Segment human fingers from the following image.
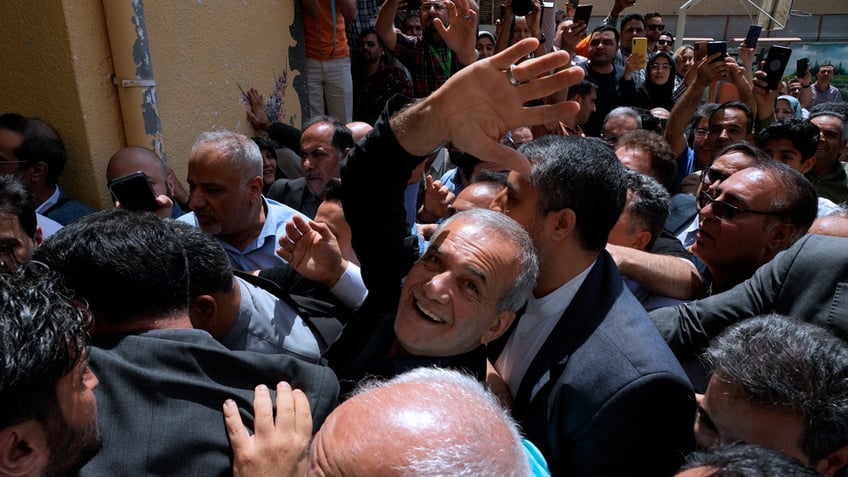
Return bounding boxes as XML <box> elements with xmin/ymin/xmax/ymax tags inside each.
<box><xmin>513</xmin><ymin>60</ymin><xmax>584</xmax><ymax>105</ymax></box>
<box><xmin>274</xmin><ymin>382</ymin><xmax>296</xmax><ymax>432</ymax></box>
<box><xmin>292</xmin><ymin>389</ymin><xmax>313</xmax><ymax>437</ymax></box>
<box><xmin>425</xmin><ymin>174</ymin><xmax>435</xmax><ymax>190</ymax></box>
<box><xmin>252</xmin><ymin>384</ymin><xmax>275</xmax><ymax>437</ymax></box>
<box><xmin>285</xmin><ymin>215</ymin><xmax>310</xmax><ymax>243</ymax></box>
<box><xmin>223</xmin><ymin>399</ymin><xmax>250</xmax><ymax>452</ymax></box>
<box><xmin>488</xmin><ymin>38</ymin><xmax>547</xmax><ymax>70</ymax></box>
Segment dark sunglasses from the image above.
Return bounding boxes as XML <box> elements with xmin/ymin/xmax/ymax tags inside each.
<box><xmin>657</xmin><ymin>39</ymin><xmax>672</xmax><ymax>45</ymax></box>
<box><xmin>700</xmin><ymin>167</ymin><xmax>730</xmax><ymax>186</ymax></box>
<box><xmin>698</xmin><ymin>190</ymin><xmax>780</xmax><ymax>222</ymax></box>
<box><xmin>647</xmin><ymin>24</ymin><xmax>666</xmax><ymax>30</ymax></box>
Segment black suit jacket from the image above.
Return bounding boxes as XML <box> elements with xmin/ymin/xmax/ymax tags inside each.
<box><xmin>490</xmin><ymin>253</ymin><xmax>695</xmax><ymax>476</ymax></box>
<box><xmin>267</xmin><ymin>177</ymin><xmax>320</xmax><ymax>218</ymax></box>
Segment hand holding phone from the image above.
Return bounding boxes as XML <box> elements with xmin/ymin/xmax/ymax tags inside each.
<box><xmin>631</xmin><ymin>37</ymin><xmax>647</xmax><ymax>69</ymax></box>
<box><xmin>743</xmin><ymin>25</ymin><xmax>762</xmax><ymax>49</ymax></box>
<box><xmin>796</xmin><ymin>57</ymin><xmax>809</xmax><ymax>77</ymax></box>
<box><xmin>707</xmin><ymin>41</ymin><xmax>727</xmax><ymax>63</ymax></box>
<box><xmin>763</xmin><ymin>45</ymin><xmax>792</xmax><ymax>90</ymax></box>
<box><xmin>108</xmin><ymin>171</ymin><xmax>159</xmax><ymax>212</ymax></box>
<box><xmin>573</xmin><ymin>4</ymin><xmax>592</xmax><ymax>25</ymax></box>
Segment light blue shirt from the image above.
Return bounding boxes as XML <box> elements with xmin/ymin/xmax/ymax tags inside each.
<box><xmin>178</xmin><ymin>197</ymin><xmax>304</xmax><ymax>271</ymax></box>
<box><xmin>222</xmin><ymin>277</ymin><xmax>322</xmax><ymax>361</ymax></box>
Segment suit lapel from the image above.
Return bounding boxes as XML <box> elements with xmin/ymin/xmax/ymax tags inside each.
<box><xmin>511</xmin><ymin>253</ymin><xmax>624</xmax><ymax>420</ymax></box>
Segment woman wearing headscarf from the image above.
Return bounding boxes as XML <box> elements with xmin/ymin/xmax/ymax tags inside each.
<box><xmin>774</xmin><ymin>94</ymin><xmax>807</xmax><ymax>121</ymax></box>
<box><xmin>628</xmin><ymin>51</ymin><xmax>677</xmax><ymax>111</ymax></box>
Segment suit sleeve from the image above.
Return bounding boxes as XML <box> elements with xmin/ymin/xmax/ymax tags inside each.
<box><xmin>649</xmin><ymin>235</ymin><xmax>805</xmax><ymax>356</ymax></box>
<box><xmin>341</xmin><ymin>95</ymin><xmax>422</xmax><ymax>304</ymax></box>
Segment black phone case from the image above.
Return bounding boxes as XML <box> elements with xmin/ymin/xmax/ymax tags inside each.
<box><xmin>108</xmin><ymin>172</ymin><xmax>158</xmax><ymax>212</ymax></box>
<box><xmin>764</xmin><ymin>45</ymin><xmax>792</xmax><ymax>90</ymax></box>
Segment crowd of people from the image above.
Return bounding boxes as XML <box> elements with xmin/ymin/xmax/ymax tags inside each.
<box><xmin>2</xmin><ymin>0</ymin><xmax>848</xmax><ymax>476</ymax></box>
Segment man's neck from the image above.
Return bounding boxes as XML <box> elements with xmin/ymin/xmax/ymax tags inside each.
<box><xmin>365</xmin><ymin>59</ymin><xmax>380</xmax><ymax>77</ymax></box>
<box><xmin>533</xmin><ymin>247</ymin><xmax>599</xmax><ymax>298</ymax></box>
<box><xmin>814</xmin><ymin>80</ymin><xmax>830</xmax><ymax>92</ymax></box>
<box><xmin>812</xmin><ymin>156</ymin><xmax>839</xmax><ymax>178</ymax></box>
<box><xmin>31</xmin><ymin>183</ymin><xmax>57</xmax><ymax>208</ymax></box>
<box><xmin>92</xmin><ymin>311</ymin><xmax>193</xmax><ymax>337</ymax></box>
<box><xmin>220</xmin><ymin>202</ymin><xmax>266</xmax><ymax>251</ymax></box>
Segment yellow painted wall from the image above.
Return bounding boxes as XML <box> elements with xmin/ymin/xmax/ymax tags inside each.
<box><xmin>0</xmin><ymin>0</ymin><xmax>301</xmax><ymax>209</ymax></box>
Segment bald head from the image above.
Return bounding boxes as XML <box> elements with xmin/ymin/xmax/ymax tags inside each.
<box><xmin>106</xmin><ymin>146</ymin><xmax>173</xmax><ymax>199</ymax></box>
<box><xmin>309</xmin><ymin>368</ymin><xmax>529</xmax><ymax>476</ymax></box>
<box><xmin>809</xmin><ymin>214</ymin><xmax>848</xmax><ymax>238</ymax></box>
<box><xmin>346</xmin><ymin>121</ymin><xmax>373</xmax><ymax>143</ymax></box>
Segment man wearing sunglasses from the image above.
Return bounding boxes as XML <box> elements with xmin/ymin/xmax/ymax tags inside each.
<box><xmin>693</xmin><ymin>156</ymin><xmax>816</xmax><ymax>296</ymax></box>
<box><xmin>644</xmin><ymin>12</ymin><xmax>664</xmax><ymax>52</ymax></box>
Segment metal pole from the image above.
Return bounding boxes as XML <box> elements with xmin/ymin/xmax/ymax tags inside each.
<box><xmin>102</xmin><ymin>0</ymin><xmax>166</xmax><ymax>161</ymax></box>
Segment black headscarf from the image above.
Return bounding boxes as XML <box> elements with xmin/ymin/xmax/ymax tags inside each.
<box><xmin>638</xmin><ymin>51</ymin><xmax>677</xmax><ymax>111</ymax></box>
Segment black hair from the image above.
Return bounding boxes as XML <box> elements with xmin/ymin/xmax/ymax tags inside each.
<box><xmin>0</xmin><ymin>263</ymin><xmax>90</xmax><ymax>429</ymax></box>
<box><xmin>681</xmin><ymin>443</ymin><xmax>821</xmax><ymax>477</ymax></box>
<box><xmin>34</xmin><ymin>209</ymin><xmax>190</xmax><ymax>325</ymax></box>
<box><xmin>0</xmin><ymin>174</ymin><xmax>37</xmax><ymax>239</ymax></box>
<box><xmin>522</xmin><ymin>136</ymin><xmax>627</xmax><ymax>251</ymax></box>
<box><xmin>756</xmin><ymin>118</ymin><xmax>820</xmax><ymax>161</ymax></box>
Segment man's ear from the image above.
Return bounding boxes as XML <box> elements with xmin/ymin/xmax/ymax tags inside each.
<box><xmin>800</xmin><ymin>156</ymin><xmax>816</xmax><ymax>174</ymax></box>
<box><xmin>34</xmin><ymin>225</ymin><xmax>43</xmax><ymax>248</ymax></box>
<box><xmin>765</xmin><ymin>222</ymin><xmax>796</xmax><ymax>252</ymax></box>
<box><xmin>814</xmin><ymin>445</ymin><xmax>848</xmax><ymax>477</ymax></box>
<box><xmin>481</xmin><ymin>310</ymin><xmax>516</xmax><ymax>345</ymax></box>
<box><xmin>631</xmin><ymin>230</ymin><xmax>653</xmax><ymax>251</ymax></box>
<box><xmin>25</xmin><ymin>162</ymin><xmax>48</xmax><ymax>184</ymax></box>
<box><xmin>548</xmin><ymin>208</ymin><xmax>578</xmax><ymax>243</ymax></box>
<box><xmin>247</xmin><ymin>176</ymin><xmax>264</xmax><ymax>201</ymax></box>
<box><xmin>0</xmin><ymin>422</ymin><xmax>49</xmax><ymax>476</ymax></box>
<box><xmin>189</xmin><ymin>295</ymin><xmax>218</xmax><ymax>334</ymax></box>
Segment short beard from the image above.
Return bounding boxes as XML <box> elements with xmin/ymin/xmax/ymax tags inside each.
<box><xmin>43</xmin><ymin>410</ymin><xmax>102</xmax><ymax>477</ymax></box>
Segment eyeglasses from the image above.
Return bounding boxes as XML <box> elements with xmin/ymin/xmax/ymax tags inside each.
<box><xmin>647</xmin><ymin>24</ymin><xmax>666</xmax><ymax>30</ymax></box>
<box><xmin>657</xmin><ymin>39</ymin><xmax>672</xmax><ymax>45</ymax></box>
<box><xmin>694</xmin><ymin>128</ymin><xmax>710</xmax><ymax>138</ymax></box>
<box><xmin>700</xmin><ymin>167</ymin><xmax>730</xmax><ymax>186</ymax></box>
<box><xmin>650</xmin><ymin>63</ymin><xmax>671</xmax><ymax>70</ymax></box>
<box><xmin>0</xmin><ymin>160</ymin><xmax>27</xmax><ymax>167</ymax></box>
<box><xmin>421</xmin><ymin>1</ymin><xmax>447</xmax><ymax>10</ymax></box>
<box><xmin>698</xmin><ymin>190</ymin><xmax>780</xmax><ymax>222</ymax></box>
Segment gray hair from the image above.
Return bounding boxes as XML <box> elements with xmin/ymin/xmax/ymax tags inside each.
<box><xmin>430</xmin><ymin>208</ymin><xmax>538</xmax><ymax>313</ymax></box>
<box><xmin>603</xmin><ymin>106</ymin><xmax>642</xmax><ymax>130</ymax></box>
<box><xmin>353</xmin><ymin>367</ymin><xmax>531</xmax><ymax>477</ymax></box>
<box><xmin>704</xmin><ymin>315</ymin><xmax>848</xmax><ymax>462</ymax></box>
<box><xmin>192</xmin><ymin>131</ymin><xmax>262</xmax><ymax>184</ymax></box>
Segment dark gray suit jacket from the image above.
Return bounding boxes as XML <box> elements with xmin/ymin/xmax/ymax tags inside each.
<box><xmin>81</xmin><ymin>329</ymin><xmax>339</xmax><ymax>477</ymax></box>
<box><xmin>651</xmin><ymin>234</ymin><xmax>848</xmax><ymax>357</ymax></box>
<box><xmin>267</xmin><ymin>177</ymin><xmax>320</xmax><ymax>218</ymax></box>
<box><xmin>490</xmin><ymin>253</ymin><xmax>696</xmax><ymax>476</ymax></box>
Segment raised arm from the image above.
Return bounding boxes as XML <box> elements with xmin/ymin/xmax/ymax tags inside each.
<box><xmin>339</xmin><ymin>0</ymin><xmax>357</xmax><ymax>22</ymax></box>
<box><xmin>436</xmin><ymin>0</ymin><xmax>479</xmax><ymax>65</ymax></box>
<box><xmin>665</xmin><ymin>54</ymin><xmax>728</xmax><ymax>157</ymax></box>
<box><xmin>376</xmin><ymin>0</ymin><xmax>401</xmax><ymax>51</ymax></box>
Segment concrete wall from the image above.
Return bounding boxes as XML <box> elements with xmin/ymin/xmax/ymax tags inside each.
<box><xmin>0</xmin><ymin>0</ymin><xmax>302</xmax><ymax>209</ymax></box>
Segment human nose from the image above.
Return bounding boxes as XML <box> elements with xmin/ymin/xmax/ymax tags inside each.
<box><xmin>424</xmin><ymin>271</ymin><xmax>452</xmax><ymax>304</ymax></box>
<box><xmin>189</xmin><ymin>189</ymin><xmax>206</xmax><ymax>210</ymax></box>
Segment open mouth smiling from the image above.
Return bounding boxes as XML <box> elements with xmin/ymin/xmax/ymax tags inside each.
<box><xmin>415</xmin><ymin>299</ymin><xmax>447</xmax><ymax>324</ymax></box>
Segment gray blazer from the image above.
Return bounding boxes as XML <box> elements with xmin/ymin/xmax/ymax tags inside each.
<box><xmin>651</xmin><ymin>233</ymin><xmax>848</xmax><ymax>357</ymax></box>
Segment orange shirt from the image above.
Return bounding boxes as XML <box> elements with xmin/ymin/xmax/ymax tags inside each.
<box><xmin>304</xmin><ymin>0</ymin><xmax>350</xmax><ymax>60</ymax></box>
